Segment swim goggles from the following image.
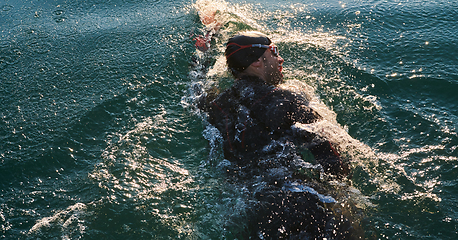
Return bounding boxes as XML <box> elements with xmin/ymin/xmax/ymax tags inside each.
<box><xmin>226</xmin><ymin>43</ymin><xmax>278</xmax><ymax>58</ymax></box>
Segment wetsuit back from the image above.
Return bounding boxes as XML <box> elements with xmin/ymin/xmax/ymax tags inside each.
<box><xmin>203</xmin><ymin>75</ymin><xmax>347</xmax><ymax>176</ymax></box>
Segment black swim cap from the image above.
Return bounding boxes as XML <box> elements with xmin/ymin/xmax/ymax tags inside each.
<box><xmin>225</xmin><ymin>31</ymin><xmax>271</xmax><ymax>75</ymax></box>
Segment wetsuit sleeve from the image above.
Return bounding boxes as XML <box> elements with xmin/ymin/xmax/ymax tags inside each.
<box><xmin>205</xmin><ymin>89</ymin><xmax>241</xmax><ymax>161</ymax></box>
<box><xmin>206</xmin><ymin>90</ymin><xmax>233</xmax><ymax>126</ymax></box>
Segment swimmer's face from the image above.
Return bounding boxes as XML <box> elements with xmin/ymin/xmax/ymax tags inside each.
<box><xmin>262</xmin><ymin>45</ymin><xmax>284</xmax><ymax>85</ymax></box>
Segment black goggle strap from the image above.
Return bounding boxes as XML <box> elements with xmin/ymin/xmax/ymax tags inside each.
<box><xmin>226</xmin><ymin>43</ymin><xmax>277</xmax><ymax>59</ymax></box>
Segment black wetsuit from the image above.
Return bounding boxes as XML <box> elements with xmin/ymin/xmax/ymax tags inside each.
<box><xmin>200</xmin><ymin>76</ymin><xmax>354</xmax><ymax>239</ymax></box>
<box><xmin>203</xmin><ymin>75</ymin><xmax>347</xmax><ymax>176</ymax></box>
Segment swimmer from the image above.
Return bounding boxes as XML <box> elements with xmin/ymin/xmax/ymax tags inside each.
<box><xmin>200</xmin><ymin>31</ymin><xmax>349</xmax><ymax>177</ymax></box>
<box><xmin>199</xmin><ymin>31</ymin><xmax>356</xmax><ymax>239</ymax></box>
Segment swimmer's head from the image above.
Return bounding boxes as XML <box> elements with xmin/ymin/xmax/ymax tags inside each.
<box><xmin>225</xmin><ymin>31</ymin><xmax>271</xmax><ymax>76</ymax></box>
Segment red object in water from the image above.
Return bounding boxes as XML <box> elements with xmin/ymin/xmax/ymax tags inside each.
<box><xmin>194</xmin><ymin>36</ymin><xmax>210</xmax><ymax>52</ymax></box>
<box><xmin>194</xmin><ymin>31</ymin><xmax>212</xmax><ymax>52</ymax></box>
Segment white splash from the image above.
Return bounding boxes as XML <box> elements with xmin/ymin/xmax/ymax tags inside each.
<box><xmin>28</xmin><ymin>203</ymin><xmax>88</xmax><ymax>239</ymax></box>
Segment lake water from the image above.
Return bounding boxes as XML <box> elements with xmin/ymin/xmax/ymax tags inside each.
<box><xmin>1</xmin><ymin>0</ymin><xmax>457</xmax><ymax>239</ymax></box>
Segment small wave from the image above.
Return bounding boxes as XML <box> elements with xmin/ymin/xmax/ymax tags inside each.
<box><xmin>28</xmin><ymin>203</ymin><xmax>89</xmax><ymax>239</ymax></box>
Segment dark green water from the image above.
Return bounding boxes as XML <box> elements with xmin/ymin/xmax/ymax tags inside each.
<box><xmin>1</xmin><ymin>0</ymin><xmax>457</xmax><ymax>239</ymax></box>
